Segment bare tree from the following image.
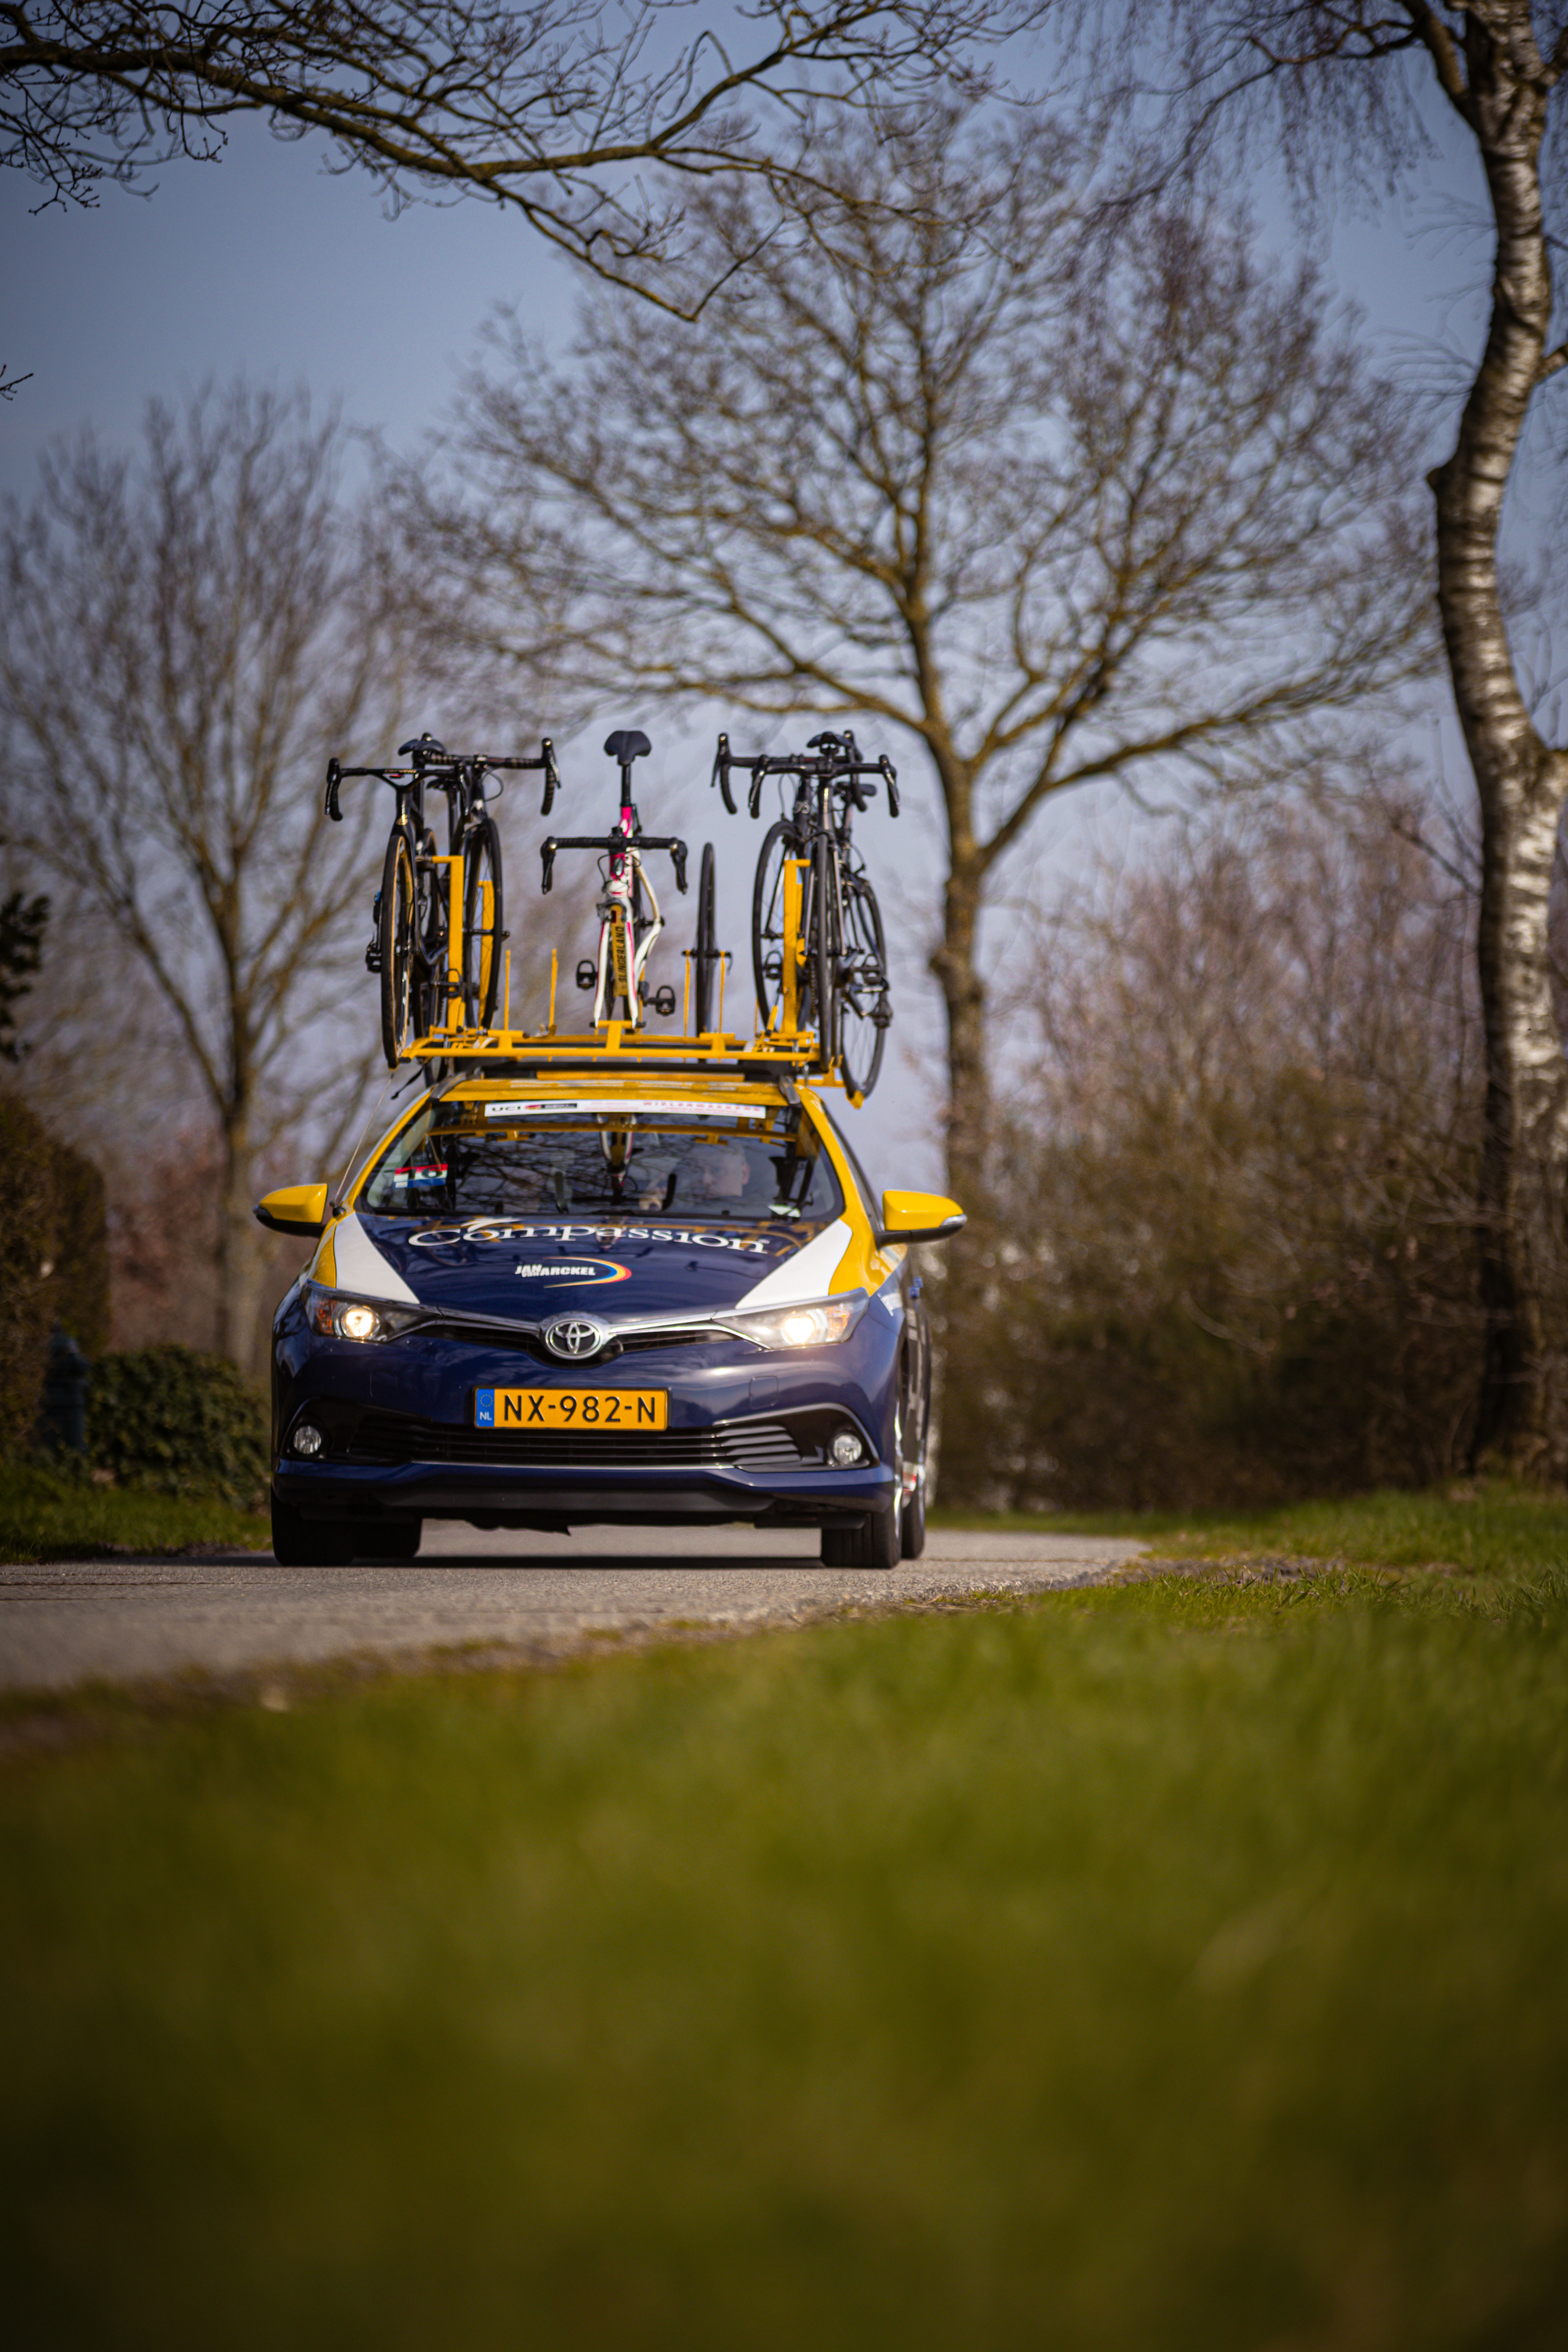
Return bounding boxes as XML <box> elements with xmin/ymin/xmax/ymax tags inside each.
<box><xmin>2</xmin><ymin>2</ymin><xmax>1022</xmax><ymax>298</ymax></box>
<box><xmin>0</xmin><ymin>382</ymin><xmax>412</xmax><ymax>1372</ymax></box>
<box><xmin>403</xmin><ymin>108</ymin><xmax>1431</xmax><ymax>1214</ymax></box>
<box><xmin>1083</xmin><ymin>4</ymin><xmax>1568</xmax><ymax>1465</ymax></box>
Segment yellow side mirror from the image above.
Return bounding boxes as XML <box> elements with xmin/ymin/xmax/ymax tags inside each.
<box><xmin>253</xmin><ymin>1183</ymin><xmax>331</xmax><ymax>1239</ymax></box>
<box><xmin>877</xmin><ymin>1189</ymin><xmax>967</xmax><ymax>1245</ymax></box>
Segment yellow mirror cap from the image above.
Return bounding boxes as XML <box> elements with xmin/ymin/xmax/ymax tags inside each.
<box><xmin>253</xmin><ymin>1183</ymin><xmax>329</xmax><ymax>1236</ymax></box>
<box><xmin>879</xmin><ymin>1190</ymin><xmax>966</xmax><ymax>1239</ymax></box>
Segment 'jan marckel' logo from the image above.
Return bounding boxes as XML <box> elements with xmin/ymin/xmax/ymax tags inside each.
<box><xmin>544</xmin><ymin>1316</ymin><xmax>610</xmax><ymax>1361</ymax></box>
<box><xmin>514</xmin><ymin>1258</ymin><xmax>630</xmax><ymax>1286</ymax></box>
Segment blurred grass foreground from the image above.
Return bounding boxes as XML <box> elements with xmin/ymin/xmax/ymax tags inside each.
<box><xmin>6</xmin><ymin>1555</ymin><xmax>1568</xmax><ymax>2349</ymax></box>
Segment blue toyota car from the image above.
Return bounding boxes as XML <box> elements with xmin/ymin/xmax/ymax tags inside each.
<box><xmin>258</xmin><ymin>1067</ymin><xmax>964</xmax><ymax>1567</ymax></box>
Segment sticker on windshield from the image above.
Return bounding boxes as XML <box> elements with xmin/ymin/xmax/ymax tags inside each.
<box><xmin>482</xmin><ymin>1098</ymin><xmax>765</xmax><ymax>1121</ymax></box>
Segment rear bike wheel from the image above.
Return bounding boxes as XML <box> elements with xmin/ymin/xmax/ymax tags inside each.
<box><xmin>751</xmin><ymin>820</ymin><xmax>803</xmax><ymax>1032</ymax></box>
<box><xmin>692</xmin><ymin>841</ymin><xmax>718</xmax><ymax>1034</ymax></box>
<box><xmin>837</xmin><ymin>868</ymin><xmax>890</xmax><ymax>1101</ymax></box>
<box><xmin>462</xmin><ymin>815</ymin><xmax>504</xmax><ymax>1027</ymax></box>
<box><xmin>378</xmin><ymin>827</ymin><xmax>419</xmax><ymax>1067</ymax></box>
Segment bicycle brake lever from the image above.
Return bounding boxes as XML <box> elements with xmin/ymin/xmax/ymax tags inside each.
<box><xmin>748</xmin><ymin>771</ymin><xmax>765</xmax><ymax>820</ymax></box>
<box><xmin>325</xmin><ymin>759</ymin><xmax>343</xmax><ymax>822</ymax></box>
<box><xmin>849</xmin><ymin>775</ymin><xmax>869</xmax><ymax>815</ymax></box>
<box><xmin>880</xmin><ymin>754</ymin><xmax>901</xmax><ymax>818</ymax></box>
<box><xmin>712</xmin><ymin>733</ymin><xmax>736</xmax><ymax>816</ymax></box>
<box><xmin>540</xmin><ymin>737</ymin><xmax>557</xmax><ymax>817</ymax></box>
<box><xmin>670</xmin><ymin>840</ymin><xmax>689</xmax><ymax>895</ymax></box>
<box><xmin>540</xmin><ymin>839</ymin><xmax>557</xmax><ymax>895</ymax></box>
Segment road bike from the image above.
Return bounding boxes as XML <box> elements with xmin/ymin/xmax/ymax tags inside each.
<box><xmin>712</xmin><ymin>726</ymin><xmax>898</xmax><ymax>1098</ymax></box>
<box><xmin>326</xmin><ymin>731</ymin><xmax>559</xmax><ymax>1067</ymax></box>
<box><xmin>541</xmin><ymin>729</ymin><xmax>689</xmax><ymax>1027</ymax></box>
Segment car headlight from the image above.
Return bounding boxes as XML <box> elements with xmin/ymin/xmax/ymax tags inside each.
<box><xmin>303</xmin><ymin>1283</ymin><xmax>423</xmax><ymax>1344</ymax></box>
<box><xmin>720</xmin><ymin>1294</ymin><xmax>868</xmax><ymax>1349</ymax></box>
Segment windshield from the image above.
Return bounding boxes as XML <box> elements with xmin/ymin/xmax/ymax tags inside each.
<box><xmin>358</xmin><ymin>1098</ymin><xmax>844</xmax><ymax>1225</ymax></box>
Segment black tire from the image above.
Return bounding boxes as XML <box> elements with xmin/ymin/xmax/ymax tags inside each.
<box><xmin>462</xmin><ymin>815</ymin><xmax>504</xmax><ymax>1028</ymax></box>
<box><xmin>359</xmin><ymin>1519</ymin><xmax>422</xmax><ymax>1562</ymax></box>
<box><xmin>837</xmin><ymin>869</ymin><xmax>890</xmax><ymax>1102</ymax></box>
<box><xmin>378</xmin><ymin>827</ymin><xmax>419</xmax><ymax>1068</ymax></box>
<box><xmin>751</xmin><ymin>818</ymin><xmax>803</xmax><ymax>1032</ymax></box>
<box><xmin>271</xmin><ymin>1493</ymin><xmax>358</xmax><ymax>1566</ymax></box>
<box><xmin>897</xmin><ymin>1341</ymin><xmax>927</xmax><ymax>1558</ymax></box>
<box><xmin>820</xmin><ymin>1501</ymin><xmax>900</xmax><ymax>1569</ymax></box>
<box><xmin>693</xmin><ymin>842</ymin><xmax>718</xmax><ymax>1034</ymax></box>
<box><xmin>811</xmin><ymin>832</ymin><xmax>836</xmax><ymax>1073</ymax></box>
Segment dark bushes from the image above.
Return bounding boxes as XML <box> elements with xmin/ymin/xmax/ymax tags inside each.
<box><xmin>940</xmin><ymin>793</ymin><xmax>1484</xmax><ymax>1511</ymax></box>
<box><xmin>86</xmin><ymin>1346</ymin><xmax>269</xmax><ymax>1509</ymax></box>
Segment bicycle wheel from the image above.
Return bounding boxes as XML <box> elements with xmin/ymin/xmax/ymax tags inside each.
<box><xmin>811</xmin><ymin>831</ymin><xmax>836</xmax><ymax>1070</ymax></box>
<box><xmin>751</xmin><ymin>820</ymin><xmax>803</xmax><ymax>1030</ymax></box>
<box><xmin>837</xmin><ymin>868</ymin><xmax>891</xmax><ymax>1100</ymax></box>
<box><xmin>462</xmin><ymin>815</ymin><xmax>504</xmax><ymax>1027</ymax></box>
<box><xmin>692</xmin><ymin>842</ymin><xmax>717</xmax><ymax>1033</ymax></box>
<box><xmin>378</xmin><ymin>827</ymin><xmax>419</xmax><ymax>1067</ymax></box>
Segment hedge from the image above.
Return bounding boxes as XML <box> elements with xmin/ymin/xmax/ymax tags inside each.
<box><xmin>85</xmin><ymin>1345</ymin><xmax>270</xmax><ymax>1509</ymax></box>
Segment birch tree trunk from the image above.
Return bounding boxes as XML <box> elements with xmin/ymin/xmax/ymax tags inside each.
<box><xmin>1425</xmin><ymin>21</ymin><xmax>1568</xmax><ymax>1465</ymax></box>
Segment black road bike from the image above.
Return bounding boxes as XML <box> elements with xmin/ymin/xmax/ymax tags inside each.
<box><xmin>326</xmin><ymin>731</ymin><xmax>558</xmax><ymax>1067</ymax></box>
<box><xmin>713</xmin><ymin>727</ymin><xmax>898</xmax><ymax>1098</ymax></box>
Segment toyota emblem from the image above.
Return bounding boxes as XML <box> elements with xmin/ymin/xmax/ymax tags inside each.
<box><xmin>544</xmin><ymin>1314</ymin><xmax>610</xmax><ymax>1361</ymax></box>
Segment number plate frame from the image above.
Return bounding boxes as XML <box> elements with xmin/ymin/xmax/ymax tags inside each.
<box><xmin>474</xmin><ymin>1387</ymin><xmax>668</xmax><ymax>1431</ymax></box>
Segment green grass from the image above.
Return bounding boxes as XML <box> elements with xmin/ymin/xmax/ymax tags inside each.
<box><xmin>0</xmin><ymin>1461</ymin><xmax>270</xmax><ymax>1563</ymax></box>
<box><xmin>935</xmin><ymin>1475</ymin><xmax>1568</xmax><ymax>1576</ymax></box>
<box><xmin>5</xmin><ymin>1563</ymin><xmax>1568</xmax><ymax>2349</ymax></box>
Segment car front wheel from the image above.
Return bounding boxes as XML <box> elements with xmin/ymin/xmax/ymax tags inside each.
<box><xmin>821</xmin><ymin>1501</ymin><xmax>900</xmax><ymax>1569</ymax></box>
<box><xmin>270</xmin><ymin>1494</ymin><xmax>358</xmax><ymax>1566</ymax></box>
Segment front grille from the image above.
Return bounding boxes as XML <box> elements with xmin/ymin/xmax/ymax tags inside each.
<box><xmin>611</xmin><ymin>1327</ymin><xmax>716</xmax><ymax>1353</ymax></box>
<box><xmin>336</xmin><ymin>1410</ymin><xmax>822</xmax><ymax>1472</ymax></box>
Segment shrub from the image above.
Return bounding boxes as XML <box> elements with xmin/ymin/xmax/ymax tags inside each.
<box><xmin>941</xmin><ymin>790</ymin><xmax>1485</xmax><ymax>1511</ymax></box>
<box><xmin>87</xmin><ymin>1345</ymin><xmax>269</xmax><ymax>1508</ymax></box>
<box><xmin>0</xmin><ymin>1092</ymin><xmax>56</xmax><ymax>1458</ymax></box>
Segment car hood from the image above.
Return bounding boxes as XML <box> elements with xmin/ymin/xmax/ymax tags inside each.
<box><xmin>329</xmin><ymin>1210</ymin><xmax>855</xmax><ymax>1323</ymax></box>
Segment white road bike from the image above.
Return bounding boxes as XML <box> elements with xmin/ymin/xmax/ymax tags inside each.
<box><xmin>541</xmin><ymin>729</ymin><xmax>688</xmax><ymax>1025</ymax></box>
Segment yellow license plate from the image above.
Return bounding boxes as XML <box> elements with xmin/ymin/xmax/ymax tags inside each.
<box><xmin>475</xmin><ymin>1387</ymin><xmax>667</xmax><ymax>1431</ymax></box>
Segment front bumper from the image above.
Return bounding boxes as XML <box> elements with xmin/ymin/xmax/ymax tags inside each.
<box><xmin>271</xmin><ymin>1299</ymin><xmax>902</xmax><ymax>1530</ymax></box>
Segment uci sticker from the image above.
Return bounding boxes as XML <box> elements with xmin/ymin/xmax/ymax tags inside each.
<box><xmin>481</xmin><ymin>1098</ymin><xmax>765</xmax><ymax>1121</ymax></box>
<box><xmin>513</xmin><ymin>1259</ymin><xmax>631</xmax><ymax>1287</ymax></box>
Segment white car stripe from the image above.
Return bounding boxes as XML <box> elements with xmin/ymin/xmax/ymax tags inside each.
<box><xmin>332</xmin><ymin>1211</ymin><xmax>421</xmax><ymax>1304</ymax></box>
<box><xmin>730</xmin><ymin>1218</ymin><xmax>853</xmax><ymax>1309</ymax></box>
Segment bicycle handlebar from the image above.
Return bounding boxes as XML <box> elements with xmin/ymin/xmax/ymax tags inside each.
<box><xmin>540</xmin><ymin>833</ymin><xmax>690</xmax><ymax>896</ymax></box>
<box><xmin>323</xmin><ymin>737</ymin><xmax>561</xmax><ymax>822</ymax></box>
<box><xmin>710</xmin><ymin>730</ymin><xmax>899</xmax><ymax>821</ymax></box>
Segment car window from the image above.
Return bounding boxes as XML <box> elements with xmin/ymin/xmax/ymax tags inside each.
<box><xmin>358</xmin><ymin>1101</ymin><xmax>844</xmax><ymax>1226</ymax></box>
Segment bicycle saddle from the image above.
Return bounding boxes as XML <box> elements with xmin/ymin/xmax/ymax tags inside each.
<box><xmin>604</xmin><ymin>729</ymin><xmax>652</xmax><ymax>763</ymax></box>
<box><xmin>397</xmin><ymin>732</ymin><xmax>448</xmax><ymax>760</ymax></box>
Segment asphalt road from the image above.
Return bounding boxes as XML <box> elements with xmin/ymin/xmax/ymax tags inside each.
<box><xmin>0</xmin><ymin>1525</ymin><xmax>1145</xmax><ymax>1693</ymax></box>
